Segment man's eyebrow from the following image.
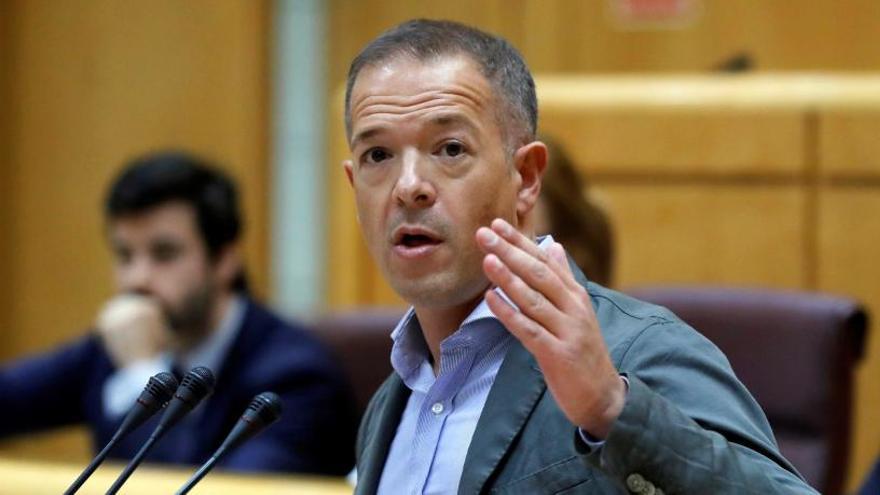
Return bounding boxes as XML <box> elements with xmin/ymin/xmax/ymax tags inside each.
<box><xmin>151</xmin><ymin>236</ymin><xmax>183</xmax><ymax>247</ymax></box>
<box><xmin>351</xmin><ymin>113</ymin><xmax>478</xmax><ymax>147</ymax></box>
<box><xmin>350</xmin><ymin>126</ymin><xmax>388</xmax><ymax>148</ymax></box>
<box><xmin>429</xmin><ymin>113</ymin><xmax>478</xmax><ymax>132</ymax></box>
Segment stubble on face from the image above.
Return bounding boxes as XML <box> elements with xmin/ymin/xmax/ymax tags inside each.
<box><xmin>163</xmin><ymin>278</ymin><xmax>216</xmax><ymax>340</ymax></box>
<box><xmin>110</xmin><ymin>203</ymin><xmax>225</xmax><ymax>349</ymax></box>
<box><xmin>347</xmin><ymin>55</ymin><xmax>520</xmax><ymax>314</ymax></box>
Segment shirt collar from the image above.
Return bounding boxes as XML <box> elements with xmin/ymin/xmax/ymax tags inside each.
<box><xmin>389</xmin><ymin>235</ymin><xmax>554</xmax><ymax>386</ymax></box>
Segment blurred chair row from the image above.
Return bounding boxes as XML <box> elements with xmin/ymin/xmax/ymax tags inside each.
<box><xmin>312</xmin><ymin>286</ymin><xmax>868</xmax><ymax>495</ymax></box>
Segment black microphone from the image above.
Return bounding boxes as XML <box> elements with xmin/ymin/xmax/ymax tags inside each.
<box><xmin>175</xmin><ymin>392</ymin><xmax>283</xmax><ymax>495</ymax></box>
<box><xmin>105</xmin><ymin>366</ymin><xmax>215</xmax><ymax>495</ymax></box>
<box><xmin>64</xmin><ymin>371</ymin><xmax>178</xmax><ymax>495</ymax></box>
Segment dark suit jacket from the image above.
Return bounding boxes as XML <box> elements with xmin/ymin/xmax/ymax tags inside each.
<box><xmin>0</xmin><ymin>300</ymin><xmax>357</xmax><ymax>475</ymax></box>
<box><xmin>355</xmin><ymin>267</ymin><xmax>818</xmax><ymax>494</ymax></box>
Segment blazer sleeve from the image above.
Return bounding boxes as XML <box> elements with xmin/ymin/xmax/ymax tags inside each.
<box><xmin>0</xmin><ymin>335</ymin><xmax>104</xmax><ymax>437</ymax></box>
<box><xmin>580</xmin><ymin>319</ymin><xmax>819</xmax><ymax>494</ymax></box>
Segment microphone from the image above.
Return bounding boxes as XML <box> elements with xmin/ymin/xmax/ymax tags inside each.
<box><xmin>64</xmin><ymin>371</ymin><xmax>178</xmax><ymax>495</ymax></box>
<box><xmin>175</xmin><ymin>392</ymin><xmax>283</xmax><ymax>495</ymax></box>
<box><xmin>105</xmin><ymin>366</ymin><xmax>215</xmax><ymax>495</ymax></box>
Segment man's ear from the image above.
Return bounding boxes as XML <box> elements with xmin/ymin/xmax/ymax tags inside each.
<box><xmin>214</xmin><ymin>244</ymin><xmax>243</xmax><ymax>291</ymax></box>
<box><xmin>513</xmin><ymin>141</ymin><xmax>548</xmax><ymax>219</ymax></box>
<box><xmin>343</xmin><ymin>160</ymin><xmax>354</xmax><ymax>186</ymax></box>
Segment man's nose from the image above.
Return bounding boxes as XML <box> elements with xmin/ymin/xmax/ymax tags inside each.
<box><xmin>393</xmin><ymin>152</ymin><xmax>436</xmax><ymax>208</ymax></box>
<box><xmin>120</xmin><ymin>257</ymin><xmax>154</xmax><ymax>294</ymax></box>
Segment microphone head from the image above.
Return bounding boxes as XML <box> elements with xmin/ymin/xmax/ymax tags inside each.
<box><xmin>155</xmin><ymin>367</ymin><xmax>216</xmax><ymax>433</ymax></box>
<box><xmin>243</xmin><ymin>392</ymin><xmax>283</xmax><ymax>427</ymax></box>
<box><xmin>175</xmin><ymin>366</ymin><xmax>215</xmax><ymax>407</ymax></box>
<box><xmin>137</xmin><ymin>372</ymin><xmax>179</xmax><ymax>412</ymax></box>
<box><xmin>150</xmin><ymin>372</ymin><xmax>180</xmax><ymax>398</ymax></box>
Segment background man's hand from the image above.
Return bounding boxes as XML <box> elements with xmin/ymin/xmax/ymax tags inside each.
<box><xmin>476</xmin><ymin>218</ymin><xmax>626</xmax><ymax>439</ymax></box>
<box><xmin>95</xmin><ymin>294</ymin><xmax>172</xmax><ymax>369</ymax></box>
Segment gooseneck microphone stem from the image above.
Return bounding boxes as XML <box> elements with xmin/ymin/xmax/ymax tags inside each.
<box><xmin>104</xmin><ymin>367</ymin><xmax>215</xmax><ymax>495</ymax></box>
<box><xmin>64</xmin><ymin>372</ymin><xmax>179</xmax><ymax>495</ymax></box>
<box><xmin>175</xmin><ymin>455</ymin><xmax>219</xmax><ymax>495</ymax></box>
<box><xmin>104</xmin><ymin>428</ymin><xmax>164</xmax><ymax>495</ymax></box>
<box><xmin>64</xmin><ymin>429</ymin><xmax>122</xmax><ymax>495</ymax></box>
<box><xmin>174</xmin><ymin>392</ymin><xmax>282</xmax><ymax>495</ymax></box>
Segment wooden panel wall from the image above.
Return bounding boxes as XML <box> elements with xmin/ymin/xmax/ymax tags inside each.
<box><xmin>818</xmin><ymin>110</ymin><xmax>880</xmax><ymax>491</ymax></box>
<box><xmin>0</xmin><ymin>0</ymin><xmax>269</xmax><ymax>461</ymax></box>
<box><xmin>0</xmin><ymin>1</ymin><xmax>13</xmax><ymax>361</ymax></box>
<box><xmin>326</xmin><ymin>0</ymin><xmax>880</xmax><ymax>92</ymax></box>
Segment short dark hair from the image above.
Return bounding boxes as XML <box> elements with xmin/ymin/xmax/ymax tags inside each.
<box><xmin>345</xmin><ymin>19</ymin><xmax>537</xmax><ymax>151</ymax></box>
<box><xmin>105</xmin><ymin>150</ymin><xmax>248</xmax><ymax>292</ymax></box>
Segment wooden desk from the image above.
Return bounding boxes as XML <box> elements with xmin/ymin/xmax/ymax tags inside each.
<box><xmin>0</xmin><ymin>457</ymin><xmax>353</xmax><ymax>494</ymax></box>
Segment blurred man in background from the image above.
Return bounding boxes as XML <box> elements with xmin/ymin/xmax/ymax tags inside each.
<box><xmin>533</xmin><ymin>134</ymin><xmax>615</xmax><ymax>287</ymax></box>
<box><xmin>343</xmin><ymin>19</ymin><xmax>815</xmax><ymax>494</ymax></box>
<box><xmin>0</xmin><ymin>151</ymin><xmax>356</xmax><ymax>475</ymax></box>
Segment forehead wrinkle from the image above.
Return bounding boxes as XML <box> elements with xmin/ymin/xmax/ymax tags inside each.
<box><xmin>351</xmin><ymin>79</ymin><xmax>488</xmax><ymax>119</ymax></box>
<box><xmin>351</xmin><ymin>108</ymin><xmax>480</xmax><ymax>149</ymax></box>
<box><xmin>357</xmin><ymin>100</ymin><xmax>461</xmax><ymax>123</ymax></box>
<box><xmin>351</xmin><ymin>96</ymin><xmax>487</xmax><ymax>148</ymax></box>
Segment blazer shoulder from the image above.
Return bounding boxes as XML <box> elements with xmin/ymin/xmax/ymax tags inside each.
<box><xmin>228</xmin><ymin>300</ymin><xmax>347</xmax><ymax>389</ymax></box>
<box><xmin>239</xmin><ymin>300</ymin><xmax>334</xmax><ymax>359</ymax></box>
<box><xmin>357</xmin><ymin>373</ymin><xmax>402</xmax><ymax>454</ymax></box>
<box><xmin>586</xmin><ymin>283</ymin><xmax>696</xmax><ymax>356</ymax></box>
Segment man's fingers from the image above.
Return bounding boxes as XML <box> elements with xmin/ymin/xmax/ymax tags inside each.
<box><xmin>489</xmin><ymin>218</ymin><xmax>548</xmax><ymax>262</ymax></box>
<box><xmin>477</xmin><ymin>220</ymin><xmax>585</xmax><ymax>310</ymax></box>
<box><xmin>485</xmin><ymin>289</ymin><xmax>558</xmax><ymax>356</ymax></box>
<box><xmin>492</xmin><ymin>220</ymin><xmax>581</xmax><ymax>295</ymax></box>
<box><xmin>549</xmin><ymin>242</ymin><xmax>567</xmax><ymax>270</ymax></box>
<box><xmin>547</xmin><ymin>242</ymin><xmax>582</xmax><ymax>293</ymax></box>
<box><xmin>488</xmin><ymin>219</ymin><xmax>579</xmax><ymax>293</ymax></box>
<box><xmin>477</xmin><ymin>226</ymin><xmax>570</xmax><ymax>310</ymax></box>
<box><xmin>483</xmin><ymin>254</ymin><xmax>568</xmax><ymax>335</ymax></box>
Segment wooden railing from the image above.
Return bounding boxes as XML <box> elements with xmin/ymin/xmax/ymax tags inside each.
<box><xmin>0</xmin><ymin>457</ymin><xmax>352</xmax><ymax>495</ymax></box>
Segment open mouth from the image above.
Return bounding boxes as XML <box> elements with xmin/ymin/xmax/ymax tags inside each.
<box><xmin>399</xmin><ymin>233</ymin><xmax>442</xmax><ymax>248</ymax></box>
<box><xmin>391</xmin><ymin>227</ymin><xmax>444</xmax><ymax>257</ymax></box>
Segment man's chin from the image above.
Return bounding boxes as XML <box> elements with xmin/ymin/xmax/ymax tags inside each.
<box><xmin>390</xmin><ymin>275</ymin><xmax>488</xmax><ymax>310</ymax></box>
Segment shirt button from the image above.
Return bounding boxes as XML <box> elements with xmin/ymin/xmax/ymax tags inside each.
<box><xmin>431</xmin><ymin>402</ymin><xmax>444</xmax><ymax>415</ymax></box>
<box><xmin>626</xmin><ymin>473</ymin><xmax>647</xmax><ymax>493</ymax></box>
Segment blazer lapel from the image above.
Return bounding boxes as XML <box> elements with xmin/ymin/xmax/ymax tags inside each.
<box><xmin>356</xmin><ymin>374</ymin><xmax>411</xmax><ymax>495</ymax></box>
<box><xmin>457</xmin><ymin>341</ymin><xmax>547</xmax><ymax>495</ymax></box>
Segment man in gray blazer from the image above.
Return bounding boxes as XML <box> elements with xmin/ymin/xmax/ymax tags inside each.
<box><xmin>341</xmin><ymin>19</ymin><xmax>817</xmax><ymax>494</ymax></box>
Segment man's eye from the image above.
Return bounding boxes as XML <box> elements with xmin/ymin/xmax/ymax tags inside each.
<box><xmin>364</xmin><ymin>148</ymin><xmax>391</xmax><ymax>164</ymax></box>
<box><xmin>152</xmin><ymin>244</ymin><xmax>181</xmax><ymax>263</ymax></box>
<box><xmin>440</xmin><ymin>142</ymin><xmax>465</xmax><ymax>157</ymax></box>
<box><xmin>114</xmin><ymin>248</ymin><xmax>132</xmax><ymax>265</ymax></box>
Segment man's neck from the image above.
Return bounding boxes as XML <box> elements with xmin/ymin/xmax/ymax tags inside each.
<box><xmin>414</xmin><ymin>296</ymin><xmax>484</xmax><ymax>374</ymax></box>
<box><xmin>177</xmin><ymin>291</ymin><xmax>235</xmax><ymax>353</ymax></box>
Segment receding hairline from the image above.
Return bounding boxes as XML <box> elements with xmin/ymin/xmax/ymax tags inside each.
<box><xmin>344</xmin><ymin>19</ymin><xmax>538</xmax><ymax>151</ymax></box>
<box><xmin>345</xmin><ymin>51</ymin><xmax>528</xmax><ymax>149</ymax></box>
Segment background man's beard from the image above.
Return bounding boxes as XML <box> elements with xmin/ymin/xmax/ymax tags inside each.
<box><xmin>164</xmin><ymin>284</ymin><xmax>216</xmax><ymax>342</ymax></box>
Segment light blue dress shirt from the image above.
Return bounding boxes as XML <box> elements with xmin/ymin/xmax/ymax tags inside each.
<box><xmin>377</xmin><ymin>237</ymin><xmax>562</xmax><ymax>495</ymax></box>
<box><xmin>376</xmin><ymin>299</ymin><xmax>514</xmax><ymax>495</ymax></box>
